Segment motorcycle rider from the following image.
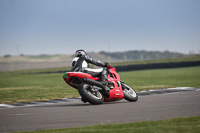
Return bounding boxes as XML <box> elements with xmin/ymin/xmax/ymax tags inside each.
<box><xmin>71</xmin><ymin>49</ymin><xmax>110</xmax><ymax>98</ymax></box>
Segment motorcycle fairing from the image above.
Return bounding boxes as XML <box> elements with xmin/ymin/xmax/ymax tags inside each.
<box><xmin>105</xmin><ymin>67</ymin><xmax>124</xmax><ymax>101</ymax></box>
<box><xmin>63</xmin><ymin>72</ymin><xmax>100</xmax><ymax>89</ymax></box>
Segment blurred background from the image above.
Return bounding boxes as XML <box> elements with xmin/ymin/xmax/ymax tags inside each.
<box><xmin>0</xmin><ymin>0</ymin><xmax>200</xmax><ymax>71</ymax></box>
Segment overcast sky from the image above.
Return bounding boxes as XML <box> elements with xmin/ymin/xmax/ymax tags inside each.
<box><xmin>0</xmin><ymin>0</ymin><xmax>200</xmax><ymax>56</ymax></box>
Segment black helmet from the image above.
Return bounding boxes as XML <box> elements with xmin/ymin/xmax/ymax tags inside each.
<box><xmin>75</xmin><ymin>49</ymin><xmax>87</xmax><ymax>57</ymax></box>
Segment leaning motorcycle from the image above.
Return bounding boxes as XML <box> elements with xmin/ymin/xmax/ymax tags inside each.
<box><xmin>63</xmin><ymin>65</ymin><xmax>138</xmax><ymax>105</ymax></box>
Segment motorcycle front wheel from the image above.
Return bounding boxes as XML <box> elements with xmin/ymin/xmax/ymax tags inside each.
<box><xmin>78</xmin><ymin>84</ymin><xmax>104</xmax><ymax>105</ymax></box>
<box><xmin>122</xmin><ymin>83</ymin><xmax>138</xmax><ymax>102</ymax></box>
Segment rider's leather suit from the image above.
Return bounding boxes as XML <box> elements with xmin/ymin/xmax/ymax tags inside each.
<box><xmin>71</xmin><ymin>54</ymin><xmax>108</xmax><ymax>82</ymax></box>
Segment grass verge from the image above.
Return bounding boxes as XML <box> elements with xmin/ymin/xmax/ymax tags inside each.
<box><xmin>0</xmin><ymin>66</ymin><xmax>200</xmax><ymax>104</ymax></box>
<box><xmin>119</xmin><ymin>66</ymin><xmax>200</xmax><ymax>91</ymax></box>
<box><xmin>15</xmin><ymin>116</ymin><xmax>200</xmax><ymax>133</ymax></box>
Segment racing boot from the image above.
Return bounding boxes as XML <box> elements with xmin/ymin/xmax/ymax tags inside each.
<box><xmin>81</xmin><ymin>97</ymin><xmax>87</xmax><ymax>103</ymax></box>
<box><xmin>102</xmin><ymin>82</ymin><xmax>110</xmax><ymax>99</ymax></box>
<box><xmin>101</xmin><ymin>68</ymin><xmax>110</xmax><ymax>98</ymax></box>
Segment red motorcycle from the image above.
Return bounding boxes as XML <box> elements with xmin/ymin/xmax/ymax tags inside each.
<box><xmin>63</xmin><ymin>65</ymin><xmax>138</xmax><ymax>105</ymax></box>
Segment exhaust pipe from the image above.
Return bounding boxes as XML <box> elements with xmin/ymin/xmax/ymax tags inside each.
<box><xmin>83</xmin><ymin>78</ymin><xmax>103</xmax><ymax>88</ymax></box>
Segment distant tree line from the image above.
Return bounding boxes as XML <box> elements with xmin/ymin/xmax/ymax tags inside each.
<box><xmin>100</xmin><ymin>50</ymin><xmax>186</xmax><ymax>60</ymax></box>
<box><xmin>3</xmin><ymin>54</ymin><xmax>12</xmax><ymax>58</ymax></box>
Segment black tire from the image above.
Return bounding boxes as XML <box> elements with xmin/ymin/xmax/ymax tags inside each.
<box><xmin>122</xmin><ymin>83</ymin><xmax>138</xmax><ymax>102</ymax></box>
<box><xmin>78</xmin><ymin>84</ymin><xmax>104</xmax><ymax>105</ymax></box>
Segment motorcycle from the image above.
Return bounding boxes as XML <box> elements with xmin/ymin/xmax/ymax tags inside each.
<box><xmin>63</xmin><ymin>65</ymin><xmax>138</xmax><ymax>105</ymax></box>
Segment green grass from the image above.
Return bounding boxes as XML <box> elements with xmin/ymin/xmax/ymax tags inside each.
<box><xmin>0</xmin><ymin>73</ymin><xmax>79</xmax><ymax>103</ymax></box>
<box><xmin>119</xmin><ymin>66</ymin><xmax>200</xmax><ymax>91</ymax></box>
<box><xmin>0</xmin><ymin>66</ymin><xmax>200</xmax><ymax>104</ymax></box>
<box><xmin>15</xmin><ymin>116</ymin><xmax>200</xmax><ymax>133</ymax></box>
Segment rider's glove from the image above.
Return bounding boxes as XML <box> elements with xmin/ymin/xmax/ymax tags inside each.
<box><xmin>104</xmin><ymin>62</ymin><xmax>108</xmax><ymax>67</ymax></box>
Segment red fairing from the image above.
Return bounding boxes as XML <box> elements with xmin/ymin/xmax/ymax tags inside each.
<box><xmin>67</xmin><ymin>72</ymin><xmax>97</xmax><ymax>80</ymax></box>
<box><xmin>64</xmin><ymin>72</ymin><xmax>98</xmax><ymax>82</ymax></box>
<box><xmin>104</xmin><ymin>68</ymin><xmax>124</xmax><ymax>102</ymax></box>
<box><xmin>63</xmin><ymin>72</ymin><xmax>100</xmax><ymax>89</ymax></box>
<box><xmin>107</xmin><ymin>65</ymin><xmax>116</xmax><ymax>73</ymax></box>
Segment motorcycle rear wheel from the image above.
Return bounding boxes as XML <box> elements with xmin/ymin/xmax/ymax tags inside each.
<box><xmin>122</xmin><ymin>83</ymin><xmax>138</xmax><ymax>102</ymax></box>
<box><xmin>78</xmin><ymin>84</ymin><xmax>104</xmax><ymax>105</ymax></box>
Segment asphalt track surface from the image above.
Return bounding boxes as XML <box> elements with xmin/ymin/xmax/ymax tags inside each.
<box><xmin>0</xmin><ymin>90</ymin><xmax>200</xmax><ymax>133</ymax></box>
